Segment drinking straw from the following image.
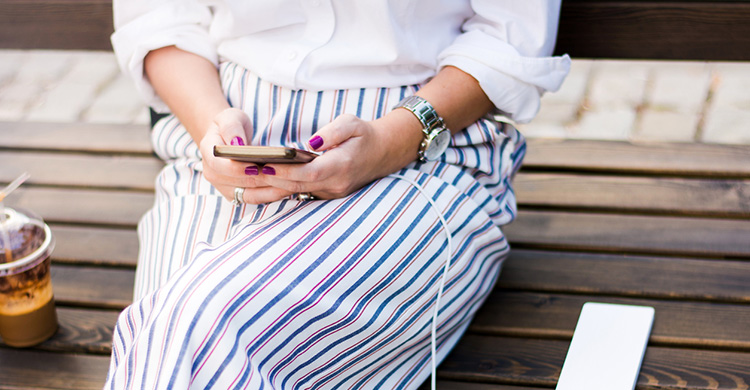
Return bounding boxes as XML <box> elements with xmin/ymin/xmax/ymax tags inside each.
<box><xmin>0</xmin><ymin>172</ymin><xmax>30</xmax><ymax>203</ymax></box>
<box><xmin>0</xmin><ymin>172</ymin><xmax>30</xmax><ymax>263</ymax></box>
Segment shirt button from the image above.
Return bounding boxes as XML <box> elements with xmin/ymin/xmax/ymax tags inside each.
<box><xmin>287</xmin><ymin>51</ymin><xmax>297</xmax><ymax>60</ymax></box>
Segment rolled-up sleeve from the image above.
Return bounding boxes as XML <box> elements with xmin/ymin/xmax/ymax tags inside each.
<box><xmin>438</xmin><ymin>0</ymin><xmax>571</xmax><ymax>123</ymax></box>
<box><xmin>111</xmin><ymin>0</ymin><xmax>217</xmax><ymax>112</ymax></box>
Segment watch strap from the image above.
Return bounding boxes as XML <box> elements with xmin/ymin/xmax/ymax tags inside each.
<box><xmin>394</xmin><ymin>95</ymin><xmax>445</xmax><ymax>134</ymax></box>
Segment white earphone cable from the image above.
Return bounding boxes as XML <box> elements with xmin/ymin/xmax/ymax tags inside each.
<box><xmin>388</xmin><ymin>174</ymin><xmax>452</xmax><ymax>390</ymax></box>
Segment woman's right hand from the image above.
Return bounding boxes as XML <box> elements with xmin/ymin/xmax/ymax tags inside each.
<box><xmin>198</xmin><ymin>108</ymin><xmax>269</xmax><ymax>203</ymax></box>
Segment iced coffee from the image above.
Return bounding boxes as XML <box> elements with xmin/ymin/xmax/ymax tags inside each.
<box><xmin>0</xmin><ymin>207</ymin><xmax>57</xmax><ymax>347</ymax></box>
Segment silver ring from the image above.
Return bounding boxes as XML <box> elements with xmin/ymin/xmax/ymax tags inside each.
<box><xmin>233</xmin><ymin>187</ymin><xmax>245</xmax><ymax>205</ymax></box>
<box><xmin>296</xmin><ymin>192</ymin><xmax>316</xmax><ymax>201</ymax></box>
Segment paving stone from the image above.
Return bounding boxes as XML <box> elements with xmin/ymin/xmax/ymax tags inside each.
<box><xmin>25</xmin><ymin>53</ymin><xmax>119</xmax><ymax>122</ymax></box>
<box><xmin>0</xmin><ymin>50</ymin><xmax>26</xmax><ymax>87</ymax></box>
<box><xmin>132</xmin><ymin>108</ymin><xmax>151</xmax><ymax>126</ymax></box>
<box><xmin>13</xmin><ymin>50</ymin><xmax>74</xmax><ymax>86</ymax></box>
<box><xmin>83</xmin><ymin>73</ymin><xmax>147</xmax><ymax>124</ymax></box>
<box><xmin>530</xmin><ymin>102</ymin><xmax>579</xmax><ymax>125</ymax></box>
<box><xmin>648</xmin><ymin>63</ymin><xmax>711</xmax><ymax>113</ymax></box>
<box><xmin>587</xmin><ymin>61</ymin><xmax>649</xmax><ymax>110</ymax></box>
<box><xmin>542</xmin><ymin>59</ymin><xmax>592</xmax><ymax>105</ymax></box>
<box><xmin>702</xmin><ymin>107</ymin><xmax>750</xmax><ymax>144</ymax></box>
<box><xmin>571</xmin><ymin>108</ymin><xmax>635</xmax><ymax>141</ymax></box>
<box><xmin>62</xmin><ymin>52</ymin><xmax>119</xmax><ymax>85</ymax></box>
<box><xmin>633</xmin><ymin>109</ymin><xmax>699</xmax><ymax>143</ymax></box>
<box><xmin>712</xmin><ymin>61</ymin><xmax>750</xmax><ymax>77</ymax></box>
<box><xmin>0</xmin><ymin>79</ymin><xmax>44</xmax><ymax>121</ymax></box>
<box><xmin>711</xmin><ymin>71</ymin><xmax>750</xmax><ymax>110</ymax></box>
<box><xmin>516</xmin><ymin>122</ymin><xmax>568</xmax><ymax>139</ymax></box>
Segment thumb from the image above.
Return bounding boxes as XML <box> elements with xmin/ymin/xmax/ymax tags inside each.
<box><xmin>214</xmin><ymin>108</ymin><xmax>252</xmax><ymax>146</ymax></box>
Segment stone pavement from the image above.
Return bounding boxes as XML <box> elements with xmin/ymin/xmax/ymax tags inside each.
<box><xmin>1</xmin><ymin>49</ymin><xmax>749</xmax><ymax>145</ymax></box>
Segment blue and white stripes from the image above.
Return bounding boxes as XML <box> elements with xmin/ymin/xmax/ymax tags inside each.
<box><xmin>106</xmin><ymin>62</ymin><xmax>525</xmax><ymax>389</ymax></box>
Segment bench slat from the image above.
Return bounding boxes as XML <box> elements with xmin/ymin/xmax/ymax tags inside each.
<box><xmin>515</xmin><ymin>173</ymin><xmax>750</xmax><ymax>218</ymax></box>
<box><xmin>0</xmin><ymin>121</ymin><xmax>152</xmax><ymax>154</ymax></box>
<box><xmin>440</xmin><ymin>335</ymin><xmax>750</xmax><ymax>389</ymax></box>
<box><xmin>22</xmin><ymin>307</ymin><xmax>119</xmax><ymax>355</ymax></box>
<box><xmin>423</xmin><ymin>383</ymin><xmax>546</xmax><ymax>390</ymax></box>
<box><xmin>52</xmin><ymin>224</ymin><xmax>138</xmax><ymax>267</ymax></box>
<box><xmin>8</xmin><ymin>160</ymin><xmax>750</xmax><ymax>219</ymax></box>
<box><xmin>0</xmin><ymin>0</ymin><xmax>113</xmax><ymax>51</ymax></box>
<box><xmin>31</xmin><ymin>292</ymin><xmax>750</xmax><ymax>358</ymax></box>
<box><xmin>555</xmin><ymin>1</ymin><xmax>750</xmax><ymax>61</ymax></box>
<box><xmin>9</xmin><ymin>192</ymin><xmax>750</xmax><ymax>260</ymax></box>
<box><xmin>0</xmin><ymin>150</ymin><xmax>163</xmax><ymax>191</ymax></box>
<box><xmin>4</xmin><ymin>124</ymin><xmax>750</xmax><ymax>178</ymax></box>
<box><xmin>471</xmin><ymin>291</ymin><xmax>750</xmax><ymax>350</ymax></box>
<box><xmin>523</xmin><ymin>139</ymin><xmax>750</xmax><ymax>178</ymax></box>
<box><xmin>0</xmin><ymin>348</ymin><xmax>109</xmax><ymax>390</ymax></box>
<box><xmin>9</xmin><ymin>187</ymin><xmax>153</xmax><ymax>227</ymax></box>
<box><xmin>52</xmin><ymin>265</ymin><xmax>134</xmax><ymax>309</ymax></box>
<box><xmin>506</xmin><ymin>210</ymin><xmax>750</xmax><ymax>258</ymax></box>
<box><xmin>499</xmin><ymin>250</ymin><xmax>750</xmax><ymax>303</ymax></box>
<box><xmin>45</xmin><ymin>249</ymin><xmax>750</xmax><ymax>308</ymax></box>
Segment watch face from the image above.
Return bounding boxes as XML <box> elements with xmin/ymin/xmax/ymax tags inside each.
<box><xmin>424</xmin><ymin>128</ymin><xmax>451</xmax><ymax>161</ymax></box>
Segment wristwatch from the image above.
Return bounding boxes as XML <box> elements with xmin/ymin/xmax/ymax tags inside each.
<box><xmin>394</xmin><ymin>95</ymin><xmax>451</xmax><ymax>162</ymax></box>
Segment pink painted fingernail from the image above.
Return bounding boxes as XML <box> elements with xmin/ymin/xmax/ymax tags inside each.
<box><xmin>245</xmin><ymin>166</ymin><xmax>258</xmax><ymax>176</ymax></box>
<box><xmin>261</xmin><ymin>166</ymin><xmax>276</xmax><ymax>175</ymax></box>
<box><xmin>309</xmin><ymin>135</ymin><xmax>323</xmax><ymax>150</ymax></box>
<box><xmin>231</xmin><ymin>136</ymin><xmax>245</xmax><ymax>146</ymax></box>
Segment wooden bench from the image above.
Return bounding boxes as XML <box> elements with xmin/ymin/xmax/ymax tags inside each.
<box><xmin>1</xmin><ymin>1</ymin><xmax>750</xmax><ymax>389</ymax></box>
<box><xmin>2</xmin><ymin>122</ymin><xmax>749</xmax><ymax>389</ymax></box>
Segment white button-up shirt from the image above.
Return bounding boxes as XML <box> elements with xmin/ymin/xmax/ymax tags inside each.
<box><xmin>112</xmin><ymin>0</ymin><xmax>571</xmax><ymax>123</ymax></box>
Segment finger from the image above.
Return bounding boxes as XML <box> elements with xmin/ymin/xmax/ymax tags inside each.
<box><xmin>257</xmin><ymin>153</ymin><xmax>350</xmax><ymax>196</ymax></box>
<box><xmin>200</xmin><ymin>130</ymin><xmax>263</xmax><ymax>183</ymax></box>
<box><xmin>214</xmin><ymin>108</ymin><xmax>253</xmax><ymax>146</ymax></box>
<box><xmin>214</xmin><ymin>183</ymin><xmax>278</xmax><ymax>202</ymax></box>
<box><xmin>242</xmin><ymin>186</ymin><xmax>295</xmax><ymax>205</ymax></box>
<box><xmin>306</xmin><ymin>113</ymin><xmax>361</xmax><ymax>152</ymax></box>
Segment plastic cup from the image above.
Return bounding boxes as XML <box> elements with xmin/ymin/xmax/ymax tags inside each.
<box><xmin>0</xmin><ymin>207</ymin><xmax>57</xmax><ymax>347</ymax></box>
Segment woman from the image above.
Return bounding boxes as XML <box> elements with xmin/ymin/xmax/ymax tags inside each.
<box><xmin>106</xmin><ymin>1</ymin><xmax>570</xmax><ymax>389</ymax></box>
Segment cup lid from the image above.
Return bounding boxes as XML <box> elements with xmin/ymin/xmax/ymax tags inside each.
<box><xmin>0</xmin><ymin>208</ymin><xmax>54</xmax><ymax>275</ymax></box>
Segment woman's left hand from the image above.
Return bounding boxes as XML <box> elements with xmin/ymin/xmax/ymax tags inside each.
<box><xmin>242</xmin><ymin>111</ymin><xmax>423</xmax><ymax>204</ymax></box>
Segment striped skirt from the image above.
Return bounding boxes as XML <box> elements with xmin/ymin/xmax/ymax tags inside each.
<box><xmin>105</xmin><ymin>62</ymin><xmax>525</xmax><ymax>389</ymax></box>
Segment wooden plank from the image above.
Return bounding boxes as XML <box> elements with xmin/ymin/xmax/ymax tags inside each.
<box><xmin>0</xmin><ymin>307</ymin><xmax>120</xmax><ymax>355</ymax></box>
<box><xmin>523</xmin><ymin>139</ymin><xmax>750</xmax><ymax>178</ymax></box>
<box><xmin>0</xmin><ymin>121</ymin><xmax>152</xmax><ymax>155</ymax></box>
<box><xmin>471</xmin><ymin>291</ymin><xmax>750</xmax><ymax>350</ymax></box>
<box><xmin>52</xmin><ymin>265</ymin><xmax>134</xmax><ymax>309</ymax></box>
<box><xmin>5</xmin><ymin>187</ymin><xmax>153</xmax><ymax>227</ymax></box>
<box><xmin>421</xmin><ymin>382</ymin><xmax>544</xmax><ymax>390</ymax></box>
<box><xmin>51</xmin><ymin>224</ymin><xmax>138</xmax><ymax>267</ymax></box>
<box><xmin>515</xmin><ymin>173</ymin><xmax>750</xmax><ymax>217</ymax></box>
<box><xmin>0</xmin><ymin>150</ymin><xmax>162</xmax><ymax>191</ymax></box>
<box><xmin>505</xmin><ymin>210</ymin><xmax>750</xmax><ymax>258</ymax></box>
<box><xmin>497</xmin><ymin>250</ymin><xmax>750</xmax><ymax>303</ymax></box>
<box><xmin>555</xmin><ymin>1</ymin><xmax>750</xmax><ymax>61</ymax></box>
<box><xmin>0</xmin><ymin>348</ymin><xmax>109</xmax><ymax>390</ymax></box>
<box><xmin>46</xmin><ymin>307</ymin><xmax>118</xmax><ymax>355</ymax></box>
<box><xmin>0</xmin><ymin>0</ymin><xmax>113</xmax><ymax>51</ymax></box>
<box><xmin>440</xmin><ymin>335</ymin><xmax>750</xmax><ymax>389</ymax></box>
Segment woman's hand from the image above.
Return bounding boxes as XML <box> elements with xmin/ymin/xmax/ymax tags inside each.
<box><xmin>198</xmin><ymin>108</ymin><xmax>287</xmax><ymax>202</ymax></box>
<box><xmin>243</xmin><ymin>110</ymin><xmax>424</xmax><ymax>204</ymax></box>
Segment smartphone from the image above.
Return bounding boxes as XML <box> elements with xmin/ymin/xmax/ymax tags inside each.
<box><xmin>555</xmin><ymin>302</ymin><xmax>654</xmax><ymax>390</ymax></box>
<box><xmin>213</xmin><ymin>145</ymin><xmax>318</xmax><ymax>164</ymax></box>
